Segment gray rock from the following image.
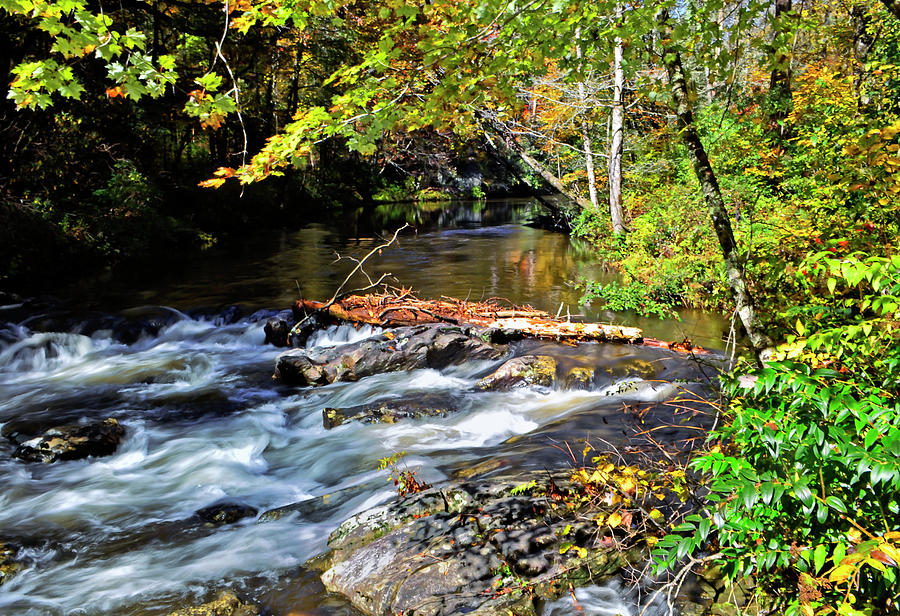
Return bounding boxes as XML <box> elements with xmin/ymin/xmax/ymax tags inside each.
<box><xmin>565</xmin><ymin>366</ymin><xmax>595</xmax><ymax>390</ymax></box>
<box><xmin>276</xmin><ymin>324</ymin><xmax>504</xmax><ymax>386</ymax></box>
<box><xmin>12</xmin><ymin>417</ymin><xmax>125</xmax><ymax>463</ymax></box>
<box><xmin>316</xmin><ymin>473</ymin><xmax>647</xmax><ymax>616</ymax></box>
<box><xmin>323</xmin><ymin>393</ymin><xmax>457</xmax><ymax>428</ymax></box>
<box><xmin>194</xmin><ymin>502</ymin><xmax>258</xmax><ymax>526</ymax></box>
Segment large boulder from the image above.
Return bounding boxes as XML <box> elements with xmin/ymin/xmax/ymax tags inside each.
<box><xmin>12</xmin><ymin>417</ymin><xmax>125</xmax><ymax>463</ymax></box>
<box><xmin>314</xmin><ymin>473</ymin><xmax>650</xmax><ymax>616</ymax></box>
<box><xmin>275</xmin><ymin>324</ymin><xmax>504</xmax><ymax>386</ymax></box>
<box><xmin>476</xmin><ymin>355</ymin><xmax>558</xmax><ymax>390</ymax></box>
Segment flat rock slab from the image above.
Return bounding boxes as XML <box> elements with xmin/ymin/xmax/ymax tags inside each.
<box><xmin>316</xmin><ymin>474</ymin><xmax>648</xmax><ymax>616</ymax></box>
<box><xmin>323</xmin><ymin>393</ymin><xmax>459</xmax><ymax>428</ymax></box>
<box><xmin>12</xmin><ymin>417</ymin><xmax>125</xmax><ymax>463</ymax></box>
<box><xmin>275</xmin><ymin>324</ymin><xmax>504</xmax><ymax>386</ymax></box>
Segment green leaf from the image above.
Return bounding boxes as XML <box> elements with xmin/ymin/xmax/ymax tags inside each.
<box><xmin>825</xmin><ymin>495</ymin><xmax>847</xmax><ymax>513</ymax></box>
<box><xmin>813</xmin><ymin>543</ymin><xmax>827</xmax><ymax>574</ymax></box>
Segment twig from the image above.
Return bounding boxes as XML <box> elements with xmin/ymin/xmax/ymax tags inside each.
<box><xmin>288</xmin><ymin>224</ymin><xmax>409</xmax><ymax>338</ymax></box>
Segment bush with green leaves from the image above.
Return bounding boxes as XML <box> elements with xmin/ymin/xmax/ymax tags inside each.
<box><xmin>653</xmin><ymin>251</ymin><xmax>900</xmax><ymax>615</ymax></box>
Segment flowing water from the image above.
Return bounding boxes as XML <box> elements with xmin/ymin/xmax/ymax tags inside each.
<box><xmin>0</xmin><ymin>200</ymin><xmax>726</xmax><ymax>615</ymax></box>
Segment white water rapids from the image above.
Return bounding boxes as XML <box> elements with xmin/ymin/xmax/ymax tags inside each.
<box><xmin>0</xmin><ymin>311</ymin><xmax>707</xmax><ymax>615</ymax></box>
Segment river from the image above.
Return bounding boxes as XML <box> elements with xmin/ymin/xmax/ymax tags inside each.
<box><xmin>0</xmin><ymin>200</ymin><xmax>726</xmax><ymax>615</ymax></box>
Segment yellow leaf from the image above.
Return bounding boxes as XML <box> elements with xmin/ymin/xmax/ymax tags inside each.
<box><xmin>828</xmin><ymin>563</ymin><xmax>856</xmax><ymax>583</ymax></box>
<box><xmin>608</xmin><ymin>512</ymin><xmax>623</xmax><ymax>528</ymax></box>
<box><xmin>878</xmin><ymin>543</ymin><xmax>900</xmax><ymax>563</ymax></box>
<box><xmin>618</xmin><ymin>476</ymin><xmax>637</xmax><ymax>495</ymax></box>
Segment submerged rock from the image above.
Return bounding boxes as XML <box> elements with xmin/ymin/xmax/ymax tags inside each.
<box><xmin>604</xmin><ymin>357</ymin><xmax>658</xmax><ymax>379</ymax></box>
<box><xmin>477</xmin><ymin>354</ymin><xmax>557</xmax><ymax>390</ymax></box>
<box><xmin>313</xmin><ymin>473</ymin><xmax>648</xmax><ymax>616</ymax></box>
<box><xmin>12</xmin><ymin>417</ymin><xmax>125</xmax><ymax>463</ymax></box>
<box><xmin>193</xmin><ymin>502</ymin><xmax>258</xmax><ymax>526</ymax></box>
<box><xmin>275</xmin><ymin>324</ymin><xmax>504</xmax><ymax>386</ymax></box>
<box><xmin>323</xmin><ymin>394</ymin><xmax>457</xmax><ymax>428</ymax></box>
<box><xmin>166</xmin><ymin>590</ymin><xmax>258</xmax><ymax>616</ymax></box>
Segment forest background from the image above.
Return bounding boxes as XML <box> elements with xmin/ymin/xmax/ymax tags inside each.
<box><xmin>2</xmin><ymin>0</ymin><xmax>900</xmax><ymax>613</ymax></box>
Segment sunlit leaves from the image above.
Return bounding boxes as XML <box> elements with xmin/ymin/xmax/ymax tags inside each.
<box><xmin>653</xmin><ymin>249</ymin><xmax>900</xmax><ymax>614</ymax></box>
<box><xmin>2</xmin><ymin>0</ymin><xmax>177</xmax><ymax>109</ymax></box>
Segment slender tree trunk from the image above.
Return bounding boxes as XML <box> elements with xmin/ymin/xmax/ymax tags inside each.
<box><xmin>769</xmin><ymin>0</ymin><xmax>793</xmax><ymax>141</ymax></box>
<box><xmin>575</xmin><ymin>28</ymin><xmax>601</xmax><ymax>216</ymax></box>
<box><xmin>513</xmin><ymin>142</ymin><xmax>595</xmax><ymax>212</ymax></box>
<box><xmin>657</xmin><ymin>11</ymin><xmax>773</xmax><ymax>357</ymax></box>
<box><xmin>851</xmin><ymin>2</ymin><xmax>875</xmax><ymax>104</ymax></box>
<box><xmin>608</xmin><ymin>3</ymin><xmax>627</xmax><ymax>235</ymax></box>
<box><xmin>489</xmin><ymin>130</ymin><xmax>594</xmax><ymax>212</ymax></box>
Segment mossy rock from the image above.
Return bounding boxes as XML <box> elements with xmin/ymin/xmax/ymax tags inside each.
<box><xmin>603</xmin><ymin>358</ymin><xmax>657</xmax><ymax>380</ymax></box>
<box><xmin>0</xmin><ymin>542</ymin><xmax>20</xmax><ymax>586</ymax></box>
<box><xmin>477</xmin><ymin>355</ymin><xmax>558</xmax><ymax>390</ymax></box>
<box><xmin>166</xmin><ymin>591</ymin><xmax>258</xmax><ymax>616</ymax></box>
<box><xmin>564</xmin><ymin>366</ymin><xmax>595</xmax><ymax>390</ymax></box>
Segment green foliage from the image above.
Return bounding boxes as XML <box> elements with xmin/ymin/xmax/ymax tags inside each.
<box><xmin>3</xmin><ymin>0</ymin><xmax>176</xmax><ymax>109</ymax></box>
<box><xmin>509</xmin><ymin>480</ymin><xmax>537</xmax><ymax>496</ymax></box>
<box><xmin>653</xmin><ymin>252</ymin><xmax>900</xmax><ymax>614</ymax></box>
<box><xmin>576</xmin><ymin>279</ymin><xmax>678</xmax><ymax>320</ymax></box>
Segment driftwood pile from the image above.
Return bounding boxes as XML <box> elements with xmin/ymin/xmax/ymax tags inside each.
<box><xmin>293</xmin><ymin>292</ymin><xmax>707</xmax><ymax>354</ymax></box>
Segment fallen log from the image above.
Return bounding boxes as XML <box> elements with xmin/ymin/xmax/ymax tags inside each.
<box><xmin>292</xmin><ymin>293</ymin><xmax>709</xmax><ymax>354</ymax></box>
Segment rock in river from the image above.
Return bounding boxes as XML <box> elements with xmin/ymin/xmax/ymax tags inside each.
<box><xmin>12</xmin><ymin>417</ymin><xmax>125</xmax><ymax>463</ymax></box>
<box><xmin>476</xmin><ymin>354</ymin><xmax>558</xmax><ymax>390</ymax></box>
<box><xmin>166</xmin><ymin>590</ymin><xmax>258</xmax><ymax>616</ymax></box>
<box><xmin>193</xmin><ymin>501</ymin><xmax>259</xmax><ymax>526</ymax></box>
<box><xmin>275</xmin><ymin>324</ymin><xmax>504</xmax><ymax>386</ymax></box>
<box><xmin>323</xmin><ymin>393</ymin><xmax>458</xmax><ymax>428</ymax></box>
<box><xmin>0</xmin><ymin>542</ymin><xmax>19</xmax><ymax>586</ymax></box>
<box><xmin>312</xmin><ymin>473</ymin><xmax>648</xmax><ymax>616</ymax></box>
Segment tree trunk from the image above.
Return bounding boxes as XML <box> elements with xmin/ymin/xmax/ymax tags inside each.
<box><xmin>608</xmin><ymin>3</ymin><xmax>627</xmax><ymax>235</ymax></box>
<box><xmin>657</xmin><ymin>11</ymin><xmax>773</xmax><ymax>357</ymax></box>
<box><xmin>769</xmin><ymin>0</ymin><xmax>793</xmax><ymax>141</ymax></box>
<box><xmin>507</xmin><ymin>139</ymin><xmax>595</xmax><ymax>212</ymax></box>
<box><xmin>575</xmin><ymin>29</ymin><xmax>601</xmax><ymax>216</ymax></box>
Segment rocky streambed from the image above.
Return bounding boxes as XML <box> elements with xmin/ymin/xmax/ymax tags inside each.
<box><xmin>0</xmin><ymin>298</ymin><xmax>736</xmax><ymax>616</ymax></box>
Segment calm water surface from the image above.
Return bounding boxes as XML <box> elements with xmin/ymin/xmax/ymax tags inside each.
<box><xmin>61</xmin><ymin>199</ymin><xmax>730</xmax><ymax>351</ymax></box>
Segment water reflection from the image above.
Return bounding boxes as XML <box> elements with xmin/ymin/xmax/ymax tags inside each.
<box><xmin>60</xmin><ymin>199</ymin><xmax>729</xmax><ymax>349</ymax></box>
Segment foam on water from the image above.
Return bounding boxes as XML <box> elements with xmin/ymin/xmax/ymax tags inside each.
<box><xmin>0</xmin><ymin>332</ymin><xmax>96</xmax><ymax>373</ymax></box>
<box><xmin>543</xmin><ymin>579</ymin><xmax>669</xmax><ymax>616</ymax></box>
<box><xmin>0</xmin><ymin>307</ymin><xmax>704</xmax><ymax>615</ymax></box>
<box><xmin>306</xmin><ymin>323</ymin><xmax>381</xmax><ymax>348</ymax></box>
